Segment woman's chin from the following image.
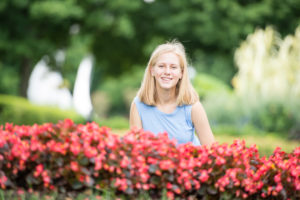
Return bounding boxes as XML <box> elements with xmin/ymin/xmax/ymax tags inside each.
<box><xmin>158</xmin><ymin>84</ymin><xmax>176</xmax><ymax>90</ymax></box>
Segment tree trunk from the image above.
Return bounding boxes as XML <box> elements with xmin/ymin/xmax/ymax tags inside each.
<box><xmin>19</xmin><ymin>58</ymin><xmax>32</xmax><ymax>98</ymax></box>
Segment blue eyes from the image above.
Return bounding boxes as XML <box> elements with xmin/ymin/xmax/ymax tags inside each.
<box><xmin>157</xmin><ymin>65</ymin><xmax>179</xmax><ymax>69</ymax></box>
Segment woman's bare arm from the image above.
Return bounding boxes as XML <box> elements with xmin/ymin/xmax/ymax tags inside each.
<box><xmin>191</xmin><ymin>101</ymin><xmax>215</xmax><ymax>147</ymax></box>
<box><xmin>129</xmin><ymin>101</ymin><xmax>142</xmax><ymax>129</ymax></box>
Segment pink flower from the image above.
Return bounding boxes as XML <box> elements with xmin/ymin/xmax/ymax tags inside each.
<box><xmin>199</xmin><ymin>170</ymin><xmax>209</xmax><ymax>182</ymax></box>
<box><xmin>70</xmin><ymin>142</ymin><xmax>81</xmax><ymax>156</ymax></box>
<box><xmin>120</xmin><ymin>156</ymin><xmax>130</xmax><ymax>168</ymax></box>
<box><xmin>215</xmin><ymin>156</ymin><xmax>226</xmax><ymax>165</ymax></box>
<box><xmin>167</xmin><ymin>191</ymin><xmax>174</xmax><ymax>200</ymax></box>
<box><xmin>34</xmin><ymin>164</ymin><xmax>44</xmax><ymax>177</ymax></box>
<box><xmin>159</xmin><ymin>160</ymin><xmax>174</xmax><ymax>170</ymax></box>
<box><xmin>84</xmin><ymin>146</ymin><xmax>98</xmax><ymax>158</ymax></box>
<box><xmin>0</xmin><ymin>175</ymin><xmax>7</xmax><ymax>189</ymax></box>
<box><xmin>276</xmin><ymin>184</ymin><xmax>283</xmax><ymax>192</ymax></box>
<box><xmin>140</xmin><ymin>172</ymin><xmax>150</xmax><ymax>183</ymax></box>
<box><xmin>184</xmin><ymin>180</ymin><xmax>192</xmax><ymax>190</ymax></box>
<box><xmin>70</xmin><ymin>161</ymin><xmax>79</xmax><ymax>172</ymax></box>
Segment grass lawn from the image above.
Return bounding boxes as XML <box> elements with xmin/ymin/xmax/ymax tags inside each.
<box><xmin>215</xmin><ymin>133</ymin><xmax>299</xmax><ymax>156</ymax></box>
<box><xmin>110</xmin><ymin>128</ymin><xmax>300</xmax><ymax>157</ymax></box>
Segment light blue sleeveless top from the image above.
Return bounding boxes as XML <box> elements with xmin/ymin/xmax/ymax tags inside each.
<box><xmin>134</xmin><ymin>97</ymin><xmax>201</xmax><ymax>146</ymax></box>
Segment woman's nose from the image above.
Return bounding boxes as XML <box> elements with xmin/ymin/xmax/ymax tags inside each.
<box><xmin>164</xmin><ymin>66</ymin><xmax>170</xmax><ymax>74</ymax></box>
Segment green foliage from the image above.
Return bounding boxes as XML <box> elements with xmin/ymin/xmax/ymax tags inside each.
<box><xmin>212</xmin><ymin>124</ymin><xmax>264</xmax><ymax>137</ymax></box>
<box><xmin>203</xmin><ymin>92</ymin><xmax>249</xmax><ymax>129</ymax></box>
<box><xmin>252</xmin><ymin>102</ymin><xmax>296</xmax><ymax>133</ymax></box>
<box><xmin>193</xmin><ymin>52</ymin><xmax>235</xmax><ymax>85</ymax></box>
<box><xmin>0</xmin><ymin>64</ymin><xmax>19</xmax><ymax>95</ymax></box>
<box><xmin>0</xmin><ymin>95</ymin><xmax>84</xmax><ymax>125</ymax></box>
<box><xmin>95</xmin><ymin>116</ymin><xmax>129</xmax><ymax>130</ymax></box>
<box><xmin>193</xmin><ymin>73</ymin><xmax>232</xmax><ymax>100</ymax></box>
<box><xmin>62</xmin><ymin>34</ymin><xmax>93</xmax><ymax>89</ymax></box>
<box><xmin>0</xmin><ymin>188</ymin><xmax>163</xmax><ymax>200</ymax></box>
<box><xmin>30</xmin><ymin>0</ymin><xmax>83</xmax><ymax>21</ymax></box>
<box><xmin>1</xmin><ymin>0</ymin><xmax>300</xmax><ymax>97</ymax></box>
<box><xmin>97</xmin><ymin>67</ymin><xmax>144</xmax><ymax>116</ymax></box>
<box><xmin>0</xmin><ymin>0</ymin><xmax>82</xmax><ymax>96</ymax></box>
<box><xmin>194</xmin><ymin>75</ymin><xmax>243</xmax><ymax>128</ymax></box>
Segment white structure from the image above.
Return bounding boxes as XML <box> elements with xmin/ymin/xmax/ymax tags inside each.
<box><xmin>27</xmin><ymin>54</ymin><xmax>94</xmax><ymax>120</ymax></box>
<box><xmin>27</xmin><ymin>59</ymin><xmax>73</xmax><ymax>110</ymax></box>
<box><xmin>73</xmin><ymin>55</ymin><xmax>94</xmax><ymax>119</ymax></box>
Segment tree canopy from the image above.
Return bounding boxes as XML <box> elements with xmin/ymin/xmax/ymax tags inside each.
<box><xmin>0</xmin><ymin>0</ymin><xmax>299</xmax><ymax>97</ymax></box>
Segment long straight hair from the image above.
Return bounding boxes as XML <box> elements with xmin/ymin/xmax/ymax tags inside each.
<box><xmin>138</xmin><ymin>40</ymin><xmax>199</xmax><ymax>106</ymax></box>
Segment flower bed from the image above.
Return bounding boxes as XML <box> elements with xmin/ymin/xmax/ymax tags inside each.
<box><xmin>0</xmin><ymin>119</ymin><xmax>299</xmax><ymax>199</ymax></box>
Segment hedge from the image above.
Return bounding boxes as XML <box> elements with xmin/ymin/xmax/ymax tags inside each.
<box><xmin>0</xmin><ymin>120</ymin><xmax>299</xmax><ymax>199</ymax></box>
<box><xmin>0</xmin><ymin>95</ymin><xmax>85</xmax><ymax>125</ymax></box>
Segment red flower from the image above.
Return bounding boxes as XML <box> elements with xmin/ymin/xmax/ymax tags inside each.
<box><xmin>0</xmin><ymin>175</ymin><xmax>7</xmax><ymax>189</ymax></box>
<box><xmin>34</xmin><ymin>164</ymin><xmax>44</xmax><ymax>177</ymax></box>
<box><xmin>70</xmin><ymin>142</ymin><xmax>81</xmax><ymax>156</ymax></box>
<box><xmin>199</xmin><ymin>170</ymin><xmax>209</xmax><ymax>182</ymax></box>
<box><xmin>120</xmin><ymin>156</ymin><xmax>130</xmax><ymax>168</ymax></box>
<box><xmin>70</xmin><ymin>161</ymin><xmax>79</xmax><ymax>172</ymax></box>
<box><xmin>159</xmin><ymin>160</ymin><xmax>174</xmax><ymax>170</ymax></box>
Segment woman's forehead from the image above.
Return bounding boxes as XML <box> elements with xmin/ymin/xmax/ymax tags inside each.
<box><xmin>155</xmin><ymin>52</ymin><xmax>180</xmax><ymax>65</ymax></box>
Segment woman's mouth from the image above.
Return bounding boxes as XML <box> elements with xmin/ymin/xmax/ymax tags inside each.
<box><xmin>161</xmin><ymin>77</ymin><xmax>172</xmax><ymax>81</ymax></box>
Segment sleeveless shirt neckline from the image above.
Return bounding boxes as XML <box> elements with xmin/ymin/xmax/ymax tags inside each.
<box><xmin>154</xmin><ymin>106</ymin><xmax>180</xmax><ymax>116</ymax></box>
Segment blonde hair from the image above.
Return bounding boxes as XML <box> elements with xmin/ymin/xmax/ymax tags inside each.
<box><xmin>137</xmin><ymin>40</ymin><xmax>199</xmax><ymax>106</ymax></box>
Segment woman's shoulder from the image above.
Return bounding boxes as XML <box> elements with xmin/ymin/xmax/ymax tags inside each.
<box><xmin>180</xmin><ymin>100</ymin><xmax>200</xmax><ymax>109</ymax></box>
<box><xmin>191</xmin><ymin>100</ymin><xmax>201</xmax><ymax>107</ymax></box>
<box><xmin>132</xmin><ymin>96</ymin><xmax>154</xmax><ymax>110</ymax></box>
<box><xmin>191</xmin><ymin>100</ymin><xmax>204</xmax><ymax>112</ymax></box>
<box><xmin>133</xmin><ymin>96</ymin><xmax>139</xmax><ymax>104</ymax></box>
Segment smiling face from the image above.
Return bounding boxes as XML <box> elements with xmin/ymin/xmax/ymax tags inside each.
<box><xmin>151</xmin><ymin>52</ymin><xmax>183</xmax><ymax>91</ymax></box>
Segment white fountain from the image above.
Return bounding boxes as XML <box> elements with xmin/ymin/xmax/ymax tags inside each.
<box><xmin>27</xmin><ymin>58</ymin><xmax>73</xmax><ymax>110</ymax></box>
<box><xmin>72</xmin><ymin>55</ymin><xmax>94</xmax><ymax>120</ymax></box>
<box><xmin>27</xmin><ymin>54</ymin><xmax>94</xmax><ymax>120</ymax></box>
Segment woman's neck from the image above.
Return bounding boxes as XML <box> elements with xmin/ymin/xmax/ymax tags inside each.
<box><xmin>156</xmin><ymin>86</ymin><xmax>177</xmax><ymax>105</ymax></box>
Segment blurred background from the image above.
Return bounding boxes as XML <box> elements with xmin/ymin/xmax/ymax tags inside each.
<box><xmin>0</xmin><ymin>0</ymin><xmax>300</xmax><ymax>155</ymax></box>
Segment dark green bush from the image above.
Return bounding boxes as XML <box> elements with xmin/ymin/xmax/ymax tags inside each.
<box><xmin>0</xmin><ymin>94</ymin><xmax>85</xmax><ymax>125</ymax></box>
<box><xmin>251</xmin><ymin>102</ymin><xmax>296</xmax><ymax>133</ymax></box>
<box><xmin>97</xmin><ymin>67</ymin><xmax>143</xmax><ymax>116</ymax></box>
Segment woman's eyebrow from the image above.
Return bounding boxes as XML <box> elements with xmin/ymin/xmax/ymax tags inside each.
<box><xmin>156</xmin><ymin>62</ymin><xmax>179</xmax><ymax>66</ymax></box>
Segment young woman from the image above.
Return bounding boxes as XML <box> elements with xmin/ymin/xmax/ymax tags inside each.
<box><xmin>130</xmin><ymin>40</ymin><xmax>215</xmax><ymax>147</ymax></box>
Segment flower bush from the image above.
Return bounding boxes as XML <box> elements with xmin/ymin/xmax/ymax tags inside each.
<box><xmin>0</xmin><ymin>119</ymin><xmax>299</xmax><ymax>199</ymax></box>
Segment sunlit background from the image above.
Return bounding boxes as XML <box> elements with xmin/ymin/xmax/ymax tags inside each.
<box><xmin>0</xmin><ymin>0</ymin><xmax>300</xmax><ymax>155</ymax></box>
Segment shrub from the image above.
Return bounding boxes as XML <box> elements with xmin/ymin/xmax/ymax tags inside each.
<box><xmin>96</xmin><ymin>67</ymin><xmax>143</xmax><ymax>116</ymax></box>
<box><xmin>0</xmin><ymin>120</ymin><xmax>299</xmax><ymax>199</ymax></box>
<box><xmin>202</xmin><ymin>92</ymin><xmax>250</xmax><ymax>129</ymax></box>
<box><xmin>192</xmin><ymin>73</ymin><xmax>232</xmax><ymax>100</ymax></box>
<box><xmin>0</xmin><ymin>95</ymin><xmax>84</xmax><ymax>125</ymax></box>
<box><xmin>233</xmin><ymin>26</ymin><xmax>300</xmax><ymax>137</ymax></box>
<box><xmin>251</xmin><ymin>102</ymin><xmax>296</xmax><ymax>133</ymax></box>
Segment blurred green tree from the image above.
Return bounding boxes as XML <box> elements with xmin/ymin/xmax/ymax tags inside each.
<box><xmin>0</xmin><ymin>0</ymin><xmax>84</xmax><ymax>97</ymax></box>
<box><xmin>0</xmin><ymin>0</ymin><xmax>299</xmax><ymax>97</ymax></box>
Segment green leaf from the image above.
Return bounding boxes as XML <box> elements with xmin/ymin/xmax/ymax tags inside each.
<box><xmin>71</xmin><ymin>180</ymin><xmax>83</xmax><ymax>190</ymax></box>
<box><xmin>207</xmin><ymin>185</ymin><xmax>218</xmax><ymax>195</ymax></box>
<box><xmin>30</xmin><ymin>0</ymin><xmax>83</xmax><ymax>21</ymax></box>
